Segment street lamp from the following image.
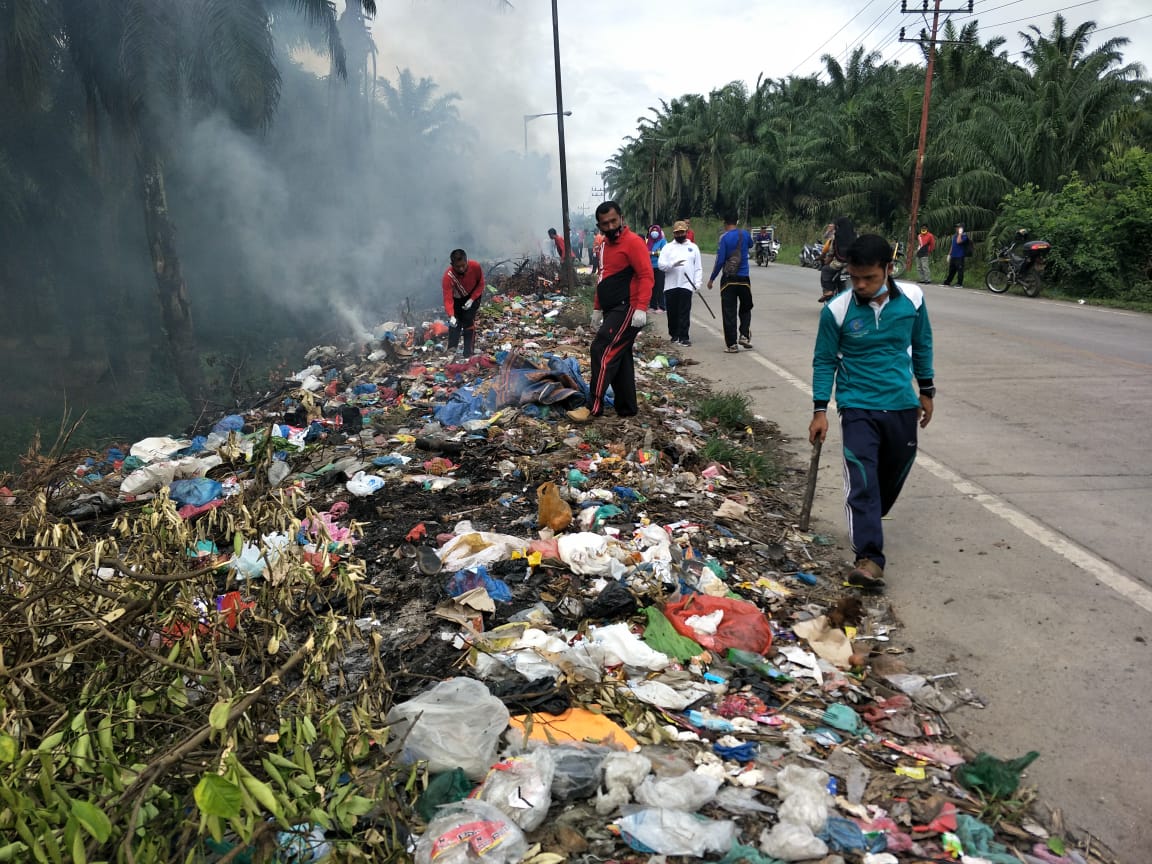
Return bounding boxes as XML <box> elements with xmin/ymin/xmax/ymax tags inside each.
<box><xmin>523</xmin><ymin>110</ymin><xmax>571</xmax><ymax>154</ymax></box>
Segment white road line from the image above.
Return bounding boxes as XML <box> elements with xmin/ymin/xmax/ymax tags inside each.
<box><xmin>694</xmin><ymin>318</ymin><xmax>1152</xmax><ymax>615</ymax></box>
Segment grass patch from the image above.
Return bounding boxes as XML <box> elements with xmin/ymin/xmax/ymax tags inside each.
<box><xmin>702</xmin><ymin>435</ymin><xmax>779</xmax><ymax>485</ymax></box>
<box><xmin>696</xmin><ymin>391</ymin><xmax>752</xmax><ymax>432</ymax></box>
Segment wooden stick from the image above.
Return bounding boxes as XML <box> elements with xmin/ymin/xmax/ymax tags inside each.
<box><xmin>798</xmin><ymin>439</ymin><xmax>823</xmax><ymax>532</ymax></box>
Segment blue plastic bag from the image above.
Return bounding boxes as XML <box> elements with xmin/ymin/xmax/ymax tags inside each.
<box><xmin>168</xmin><ymin>478</ymin><xmax>223</xmax><ymax>508</ymax></box>
<box><xmin>445</xmin><ymin>565</ymin><xmax>512</xmax><ymax>603</ymax></box>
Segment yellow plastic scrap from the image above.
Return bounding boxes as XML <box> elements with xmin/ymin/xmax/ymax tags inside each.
<box><xmin>895</xmin><ymin>765</ymin><xmax>927</xmax><ymax>780</ymax></box>
<box><xmin>527</xmin><ymin>551</ymin><xmax>543</xmax><ymax>567</ymax></box>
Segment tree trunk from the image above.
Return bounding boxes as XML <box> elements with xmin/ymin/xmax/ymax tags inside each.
<box><xmin>139</xmin><ymin>147</ymin><xmax>205</xmax><ymax>410</ymax></box>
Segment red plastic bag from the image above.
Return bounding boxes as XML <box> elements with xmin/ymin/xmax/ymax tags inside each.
<box><xmin>663</xmin><ymin>594</ymin><xmax>772</xmax><ymax>655</ymax></box>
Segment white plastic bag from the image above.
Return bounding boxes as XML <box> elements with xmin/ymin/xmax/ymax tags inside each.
<box><xmin>634</xmin><ymin>771</ymin><xmax>722</xmax><ymax>811</ymax></box>
<box><xmin>473</xmin><ymin>750</ymin><xmax>556</xmax><ymax>832</ymax></box>
<box><xmin>587</xmin><ymin>623</ymin><xmax>670</xmax><ymax>671</ymax></box>
<box><xmin>414</xmin><ymin>800</ymin><xmax>527</xmax><ymax>864</ymax></box>
<box><xmin>345</xmin><ymin>471</ymin><xmax>385</xmax><ymax>497</ymax></box>
<box><xmin>386</xmin><ymin>678</ymin><xmax>510</xmax><ymax>779</ymax></box>
<box><xmin>120</xmin><ymin>462</ymin><xmax>177</xmax><ymax>496</ymax></box>
<box><xmin>759</xmin><ymin>821</ymin><xmax>829</xmax><ymax>861</ymax></box>
<box><xmin>615</xmin><ymin>808</ymin><xmax>736</xmax><ymax>857</ymax></box>
<box><xmin>438</xmin><ymin>531</ymin><xmax>528</xmax><ymax>573</ymax></box>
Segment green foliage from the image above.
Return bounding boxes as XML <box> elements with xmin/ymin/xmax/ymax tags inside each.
<box><xmin>702</xmin><ymin>435</ymin><xmax>778</xmax><ymax>485</ymax></box>
<box><xmin>696</xmin><ymin>391</ymin><xmax>752</xmax><ymax>432</ymax></box>
<box><xmin>0</xmin><ymin>472</ymin><xmax>413</xmax><ymax>862</ymax></box>
<box><xmin>993</xmin><ymin>148</ymin><xmax>1152</xmax><ymax>300</ymax></box>
<box><xmin>604</xmin><ymin>14</ymin><xmax>1151</xmax><ymax>248</ymax></box>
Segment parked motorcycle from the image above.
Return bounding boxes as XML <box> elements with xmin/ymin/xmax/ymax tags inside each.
<box><xmin>891</xmin><ymin>241</ymin><xmax>906</xmax><ymax>278</ymax></box>
<box><xmin>985</xmin><ymin>230</ymin><xmax>1051</xmax><ymax>297</ymax></box>
<box><xmin>800</xmin><ymin>242</ymin><xmax>823</xmax><ymax>268</ymax></box>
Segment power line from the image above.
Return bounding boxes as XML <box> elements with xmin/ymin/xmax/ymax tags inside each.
<box><xmin>790</xmin><ymin>0</ymin><xmax>884</xmax><ymax>75</ymax></box>
<box><xmin>975</xmin><ymin>0</ymin><xmax>1099</xmax><ymax>30</ymax></box>
<box><xmin>1094</xmin><ymin>12</ymin><xmax>1152</xmax><ymax>33</ymax></box>
<box><xmin>838</xmin><ymin>1</ymin><xmax>904</xmax><ymax>65</ymax></box>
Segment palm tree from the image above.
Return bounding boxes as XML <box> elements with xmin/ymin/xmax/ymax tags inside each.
<box><xmin>3</xmin><ymin>0</ymin><xmax>376</xmax><ymax>408</ymax></box>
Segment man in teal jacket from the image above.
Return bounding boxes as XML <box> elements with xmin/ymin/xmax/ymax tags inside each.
<box><xmin>808</xmin><ymin>234</ymin><xmax>936</xmax><ymax>590</ymax></box>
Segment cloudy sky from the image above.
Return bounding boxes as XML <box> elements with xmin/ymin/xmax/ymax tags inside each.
<box><xmin>367</xmin><ymin>0</ymin><xmax>1152</xmax><ymax>222</ymax></box>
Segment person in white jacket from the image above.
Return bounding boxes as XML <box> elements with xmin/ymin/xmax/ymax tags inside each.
<box><xmin>657</xmin><ymin>220</ymin><xmax>703</xmax><ymax>346</ymax></box>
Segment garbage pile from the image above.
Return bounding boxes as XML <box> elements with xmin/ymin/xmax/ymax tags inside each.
<box><xmin>0</xmin><ymin>285</ymin><xmax>1116</xmax><ymax>864</ymax></box>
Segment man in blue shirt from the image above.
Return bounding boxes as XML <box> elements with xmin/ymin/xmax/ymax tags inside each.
<box><xmin>808</xmin><ymin>234</ymin><xmax>936</xmax><ymax>590</ymax></box>
<box><xmin>707</xmin><ymin>214</ymin><xmax>754</xmax><ymax>353</ymax></box>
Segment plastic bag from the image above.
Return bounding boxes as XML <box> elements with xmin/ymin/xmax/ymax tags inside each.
<box><xmin>634</xmin><ymin>771</ymin><xmax>722</xmax><ymax>811</ymax></box>
<box><xmin>345</xmin><ymin>471</ymin><xmax>385</xmax><ymax>497</ymax></box>
<box><xmin>615</xmin><ymin>808</ymin><xmax>736</xmax><ymax>857</ymax></box>
<box><xmin>587</xmin><ymin>623</ymin><xmax>670</xmax><ymax>671</ymax></box>
<box><xmin>664</xmin><ymin>594</ymin><xmax>773</xmax><ymax>655</ymax></box>
<box><xmin>547</xmin><ymin>746</ymin><xmax>607</xmax><ymax>801</ymax></box>
<box><xmin>759</xmin><ymin>821</ymin><xmax>828</xmax><ymax>861</ymax></box>
<box><xmin>473</xmin><ymin>749</ymin><xmax>555</xmax><ymax>831</ymax></box>
<box><xmin>414</xmin><ymin>799</ymin><xmax>527</xmax><ymax>864</ymax></box>
<box><xmin>535</xmin><ymin>481</ymin><xmax>572</xmax><ymax>532</ymax></box>
<box><xmin>641</xmin><ymin>607</ymin><xmax>704</xmax><ymax>661</ymax></box>
<box><xmin>386</xmin><ymin>678</ymin><xmax>510</xmax><ymax>779</ymax></box>
<box><xmin>168</xmin><ymin>477</ymin><xmax>223</xmax><ymax>508</ymax></box>
<box><xmin>439</xmin><ymin>531</ymin><xmax>528</xmax><ymax>573</ymax></box>
<box><xmin>954</xmin><ymin>751</ymin><xmax>1040</xmax><ymax>799</ymax></box>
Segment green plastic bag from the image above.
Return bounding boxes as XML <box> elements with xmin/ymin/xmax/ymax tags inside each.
<box><xmin>954</xmin><ymin>751</ymin><xmax>1039</xmax><ymax>798</ymax></box>
<box><xmin>642</xmin><ymin>606</ymin><xmax>704</xmax><ymax>661</ymax></box>
<box><xmin>416</xmin><ymin>768</ymin><xmax>473</xmax><ymax>822</ymax></box>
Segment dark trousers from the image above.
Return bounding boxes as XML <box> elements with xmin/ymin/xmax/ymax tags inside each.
<box><xmin>447</xmin><ymin>298</ymin><xmax>477</xmax><ymax>356</ymax></box>
<box><xmin>943</xmin><ymin>257</ymin><xmax>966</xmax><ymax>286</ymax></box>
<box><xmin>589</xmin><ymin>305</ymin><xmax>640</xmax><ymax>417</ymax></box>
<box><xmin>720</xmin><ymin>275</ymin><xmax>753</xmax><ymax>347</ymax></box>
<box><xmin>649</xmin><ymin>268</ymin><xmax>666</xmax><ymax>310</ymax></box>
<box><xmin>820</xmin><ymin>264</ymin><xmax>843</xmax><ymax>298</ymax></box>
<box><xmin>665</xmin><ymin>287</ymin><xmax>693</xmax><ymax>341</ymax></box>
<box><xmin>839</xmin><ymin>407</ymin><xmax>919</xmax><ymax>569</ymax></box>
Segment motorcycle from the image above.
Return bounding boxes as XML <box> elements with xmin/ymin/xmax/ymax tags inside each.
<box><xmin>891</xmin><ymin>241</ymin><xmax>906</xmax><ymax>278</ymax></box>
<box><xmin>800</xmin><ymin>241</ymin><xmax>824</xmax><ymax>268</ymax></box>
<box><xmin>985</xmin><ymin>232</ymin><xmax>1051</xmax><ymax>297</ymax></box>
<box><xmin>754</xmin><ymin>233</ymin><xmax>780</xmax><ymax>266</ymax></box>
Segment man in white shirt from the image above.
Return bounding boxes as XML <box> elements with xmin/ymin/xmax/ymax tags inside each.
<box><xmin>657</xmin><ymin>220</ymin><xmax>703</xmax><ymax>346</ymax></box>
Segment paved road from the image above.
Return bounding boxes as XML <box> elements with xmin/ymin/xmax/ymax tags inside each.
<box><xmin>673</xmin><ymin>257</ymin><xmax>1152</xmax><ymax>861</ymax></box>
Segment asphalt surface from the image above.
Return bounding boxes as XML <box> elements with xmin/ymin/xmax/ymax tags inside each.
<box><xmin>671</xmin><ymin>255</ymin><xmax>1152</xmax><ymax>862</ymax></box>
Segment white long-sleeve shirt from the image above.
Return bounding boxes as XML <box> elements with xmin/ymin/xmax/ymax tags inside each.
<box><xmin>657</xmin><ymin>240</ymin><xmax>703</xmax><ymax>292</ymax></box>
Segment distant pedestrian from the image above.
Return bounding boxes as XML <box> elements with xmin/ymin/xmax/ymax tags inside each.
<box><xmin>707</xmin><ymin>214</ymin><xmax>754</xmax><ymax>353</ymax></box>
<box><xmin>942</xmin><ymin>224</ymin><xmax>974</xmax><ymax>287</ymax></box>
<box><xmin>808</xmin><ymin>234</ymin><xmax>935</xmax><ymax>591</ymax></box>
<box><xmin>646</xmin><ymin>224</ymin><xmax>667</xmax><ymax>311</ymax></box>
<box><xmin>915</xmin><ymin>225</ymin><xmax>936</xmax><ymax>283</ymax></box>
<box><xmin>819</xmin><ymin>216</ymin><xmax>856</xmax><ymax>303</ymax></box>
<box><xmin>548</xmin><ymin>227</ymin><xmax>566</xmax><ymax>261</ymax></box>
<box><xmin>578</xmin><ymin>201</ymin><xmax>653</xmax><ymax>420</ymax></box>
<box><xmin>684</xmin><ymin>219</ymin><xmax>696</xmax><ymax>243</ymax></box>
<box><xmin>441</xmin><ymin>249</ymin><xmax>485</xmax><ymax>357</ymax></box>
<box><xmin>591</xmin><ymin>228</ymin><xmax>603</xmax><ymax>273</ymax></box>
<box><xmin>657</xmin><ymin>220</ymin><xmax>702</xmax><ymax>346</ymax></box>
<box><xmin>571</xmin><ymin>228</ymin><xmax>583</xmax><ymax>263</ymax></box>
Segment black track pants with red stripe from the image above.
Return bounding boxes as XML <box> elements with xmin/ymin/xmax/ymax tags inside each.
<box><xmin>589</xmin><ymin>305</ymin><xmax>640</xmax><ymax>417</ymax></box>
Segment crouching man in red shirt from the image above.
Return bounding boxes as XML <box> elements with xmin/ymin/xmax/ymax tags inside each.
<box><xmin>441</xmin><ymin>249</ymin><xmax>485</xmax><ymax>357</ymax></box>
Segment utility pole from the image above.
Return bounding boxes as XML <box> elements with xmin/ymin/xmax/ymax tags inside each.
<box><xmin>901</xmin><ymin>0</ymin><xmax>971</xmax><ymax>262</ymax></box>
<box><xmin>550</xmin><ymin>0</ymin><xmax>575</xmax><ymax>293</ymax></box>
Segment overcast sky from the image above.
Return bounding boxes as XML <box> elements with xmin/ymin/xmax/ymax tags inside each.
<box><xmin>368</xmin><ymin>0</ymin><xmax>1152</xmax><ymax>223</ymax></box>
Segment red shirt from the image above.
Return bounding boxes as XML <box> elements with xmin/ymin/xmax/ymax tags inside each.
<box><xmin>595</xmin><ymin>227</ymin><xmax>653</xmax><ymax>311</ymax></box>
<box><xmin>552</xmin><ymin>235</ymin><xmax>566</xmax><ymax>259</ymax></box>
<box><xmin>686</xmin><ymin>229</ymin><xmax>695</xmax><ymax>242</ymax></box>
<box><xmin>441</xmin><ymin>260</ymin><xmax>484</xmax><ymax>315</ymax></box>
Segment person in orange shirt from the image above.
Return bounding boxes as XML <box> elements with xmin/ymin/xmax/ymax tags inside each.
<box><xmin>591</xmin><ymin>228</ymin><xmax>605</xmax><ymax>274</ymax></box>
<box><xmin>441</xmin><ymin>249</ymin><xmax>484</xmax><ymax>356</ymax></box>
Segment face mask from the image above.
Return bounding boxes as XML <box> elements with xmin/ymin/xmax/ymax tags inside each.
<box><xmin>650</xmin><ymin>230</ymin><xmax>660</xmax><ymax>239</ymax></box>
<box><xmin>675</xmin><ymin>236</ymin><xmax>687</xmax><ymax>244</ymax></box>
<box><xmin>604</xmin><ymin>226</ymin><xmax>622</xmax><ymax>241</ymax></box>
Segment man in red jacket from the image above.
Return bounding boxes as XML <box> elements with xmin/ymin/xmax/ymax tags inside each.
<box><xmin>441</xmin><ymin>249</ymin><xmax>484</xmax><ymax>357</ymax></box>
<box><xmin>575</xmin><ymin>200</ymin><xmax>653</xmax><ymax>420</ymax></box>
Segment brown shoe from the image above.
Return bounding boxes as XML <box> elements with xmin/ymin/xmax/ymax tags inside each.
<box><xmin>566</xmin><ymin>407</ymin><xmax>592</xmax><ymax>423</ymax></box>
<box><xmin>846</xmin><ymin>558</ymin><xmax>886</xmax><ymax>591</ymax></box>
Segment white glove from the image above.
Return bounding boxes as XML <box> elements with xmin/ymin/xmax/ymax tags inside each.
<box><xmin>630</xmin><ymin>308</ymin><xmax>647</xmax><ymax>328</ymax></box>
<box><xmin>590</xmin><ymin>310</ymin><xmax>604</xmax><ymax>328</ymax></box>
<box><xmin>448</xmin><ymin>316</ymin><xmax>457</xmax><ymax>328</ymax></box>
<box><xmin>463</xmin><ymin>298</ymin><xmax>475</xmax><ymax>310</ymax></box>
